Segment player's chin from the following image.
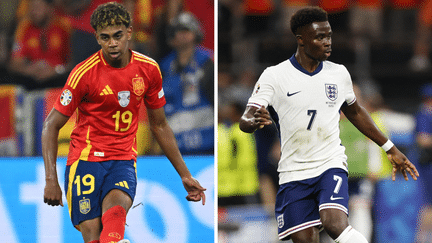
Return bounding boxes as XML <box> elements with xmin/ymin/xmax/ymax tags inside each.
<box><xmin>320</xmin><ymin>53</ymin><xmax>330</xmax><ymax>61</ymax></box>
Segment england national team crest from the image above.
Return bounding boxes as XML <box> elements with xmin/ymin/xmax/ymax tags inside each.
<box><xmin>325</xmin><ymin>83</ymin><xmax>338</xmax><ymax>101</ymax></box>
<box><xmin>277</xmin><ymin>214</ymin><xmax>284</xmax><ymax>228</ymax></box>
<box><xmin>118</xmin><ymin>91</ymin><xmax>130</xmax><ymax>107</ymax></box>
<box><xmin>79</xmin><ymin>197</ymin><xmax>91</xmax><ymax>214</ymax></box>
<box><xmin>132</xmin><ymin>77</ymin><xmax>145</xmax><ymax>96</ymax></box>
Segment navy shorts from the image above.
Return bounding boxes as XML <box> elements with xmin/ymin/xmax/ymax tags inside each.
<box><xmin>275</xmin><ymin>168</ymin><xmax>349</xmax><ymax>240</ymax></box>
<box><xmin>64</xmin><ymin>160</ymin><xmax>137</xmax><ymax>228</ymax></box>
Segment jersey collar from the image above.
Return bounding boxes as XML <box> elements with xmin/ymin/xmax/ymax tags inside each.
<box><xmin>289</xmin><ymin>54</ymin><xmax>323</xmax><ymax>76</ymax></box>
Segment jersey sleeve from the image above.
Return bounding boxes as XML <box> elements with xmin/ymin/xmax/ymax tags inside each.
<box><xmin>144</xmin><ymin>62</ymin><xmax>166</xmax><ymax>109</ymax></box>
<box><xmin>342</xmin><ymin>66</ymin><xmax>356</xmax><ymax>106</ymax></box>
<box><xmin>53</xmin><ymin>64</ymin><xmax>88</xmax><ymax>117</ymax></box>
<box><xmin>247</xmin><ymin>68</ymin><xmax>275</xmax><ymax>109</ymax></box>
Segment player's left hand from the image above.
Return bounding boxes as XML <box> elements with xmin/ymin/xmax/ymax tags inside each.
<box><xmin>182</xmin><ymin>176</ymin><xmax>206</xmax><ymax>205</ymax></box>
<box><xmin>387</xmin><ymin>146</ymin><xmax>419</xmax><ymax>181</ymax></box>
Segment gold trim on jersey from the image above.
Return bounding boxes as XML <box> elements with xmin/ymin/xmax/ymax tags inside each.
<box><xmin>99</xmin><ymin>50</ymin><xmax>107</xmax><ymax>65</ymax></box>
<box><xmin>68</xmin><ymin>53</ymin><xmax>100</xmax><ymax>89</ymax></box>
<box><xmin>132</xmin><ymin>52</ymin><xmax>162</xmax><ymax>78</ymax></box>
<box><xmin>100</xmin><ymin>85</ymin><xmax>114</xmax><ymax>96</ymax></box>
<box><xmin>67</xmin><ymin>159</ymin><xmax>80</xmax><ymax>220</ymax></box>
<box><xmin>79</xmin><ymin>127</ymin><xmax>92</xmax><ymax>161</ymax></box>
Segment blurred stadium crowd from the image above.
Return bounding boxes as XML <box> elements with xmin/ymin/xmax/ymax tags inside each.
<box><xmin>0</xmin><ymin>0</ymin><xmax>214</xmax><ymax>157</ymax></box>
<box><xmin>218</xmin><ymin>0</ymin><xmax>432</xmax><ymax>242</ymax></box>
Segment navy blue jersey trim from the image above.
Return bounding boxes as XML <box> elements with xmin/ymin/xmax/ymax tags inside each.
<box><xmin>289</xmin><ymin>54</ymin><xmax>323</xmax><ymax>76</ymax></box>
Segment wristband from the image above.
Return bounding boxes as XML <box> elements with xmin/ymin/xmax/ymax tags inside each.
<box><xmin>381</xmin><ymin>140</ymin><xmax>394</xmax><ymax>152</ymax></box>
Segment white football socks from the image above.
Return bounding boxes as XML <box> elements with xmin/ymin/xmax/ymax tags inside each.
<box><xmin>335</xmin><ymin>225</ymin><xmax>369</xmax><ymax>243</ymax></box>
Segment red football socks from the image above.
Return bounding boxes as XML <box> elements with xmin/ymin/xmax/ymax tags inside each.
<box><xmin>99</xmin><ymin>205</ymin><xmax>127</xmax><ymax>243</ymax></box>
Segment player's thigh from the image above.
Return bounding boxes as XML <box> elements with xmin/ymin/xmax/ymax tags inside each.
<box><xmin>65</xmin><ymin>160</ymin><xmax>106</xmax><ymax>228</ymax></box>
<box><xmin>102</xmin><ymin>189</ymin><xmax>133</xmax><ymax>214</ymax></box>
<box><xmin>316</xmin><ymin>168</ymin><xmax>349</xmax><ymax>214</ymax></box>
<box><xmin>100</xmin><ymin>160</ymin><xmax>137</xmax><ymax>214</ymax></box>
<box><xmin>316</xmin><ymin>168</ymin><xmax>350</xmax><ymax>238</ymax></box>
<box><xmin>319</xmin><ymin>208</ymin><xmax>349</xmax><ymax>239</ymax></box>
<box><xmin>275</xmin><ymin>181</ymin><xmax>322</xmax><ymax>241</ymax></box>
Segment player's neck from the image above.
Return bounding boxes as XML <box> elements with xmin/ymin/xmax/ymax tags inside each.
<box><xmin>295</xmin><ymin>52</ymin><xmax>320</xmax><ymax>73</ymax></box>
<box><xmin>104</xmin><ymin>50</ymin><xmax>131</xmax><ymax>69</ymax></box>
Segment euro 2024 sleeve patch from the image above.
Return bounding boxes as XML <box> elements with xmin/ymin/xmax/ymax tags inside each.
<box><xmin>60</xmin><ymin>89</ymin><xmax>72</xmax><ymax>106</ymax></box>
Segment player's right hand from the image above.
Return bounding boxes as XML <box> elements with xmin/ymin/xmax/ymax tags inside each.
<box><xmin>253</xmin><ymin>105</ymin><xmax>272</xmax><ymax>129</ymax></box>
<box><xmin>44</xmin><ymin>180</ymin><xmax>64</xmax><ymax>207</ymax></box>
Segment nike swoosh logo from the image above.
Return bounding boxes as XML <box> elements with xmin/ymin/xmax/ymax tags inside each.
<box><xmin>287</xmin><ymin>91</ymin><xmax>301</xmax><ymax>96</ymax></box>
<box><xmin>330</xmin><ymin>195</ymin><xmax>344</xmax><ymax>200</ymax></box>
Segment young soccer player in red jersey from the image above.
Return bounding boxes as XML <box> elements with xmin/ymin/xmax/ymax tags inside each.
<box><xmin>42</xmin><ymin>2</ymin><xmax>206</xmax><ymax>243</ymax></box>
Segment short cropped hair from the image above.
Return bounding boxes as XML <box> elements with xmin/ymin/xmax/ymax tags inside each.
<box><xmin>290</xmin><ymin>7</ymin><xmax>328</xmax><ymax>35</ymax></box>
<box><xmin>90</xmin><ymin>2</ymin><xmax>131</xmax><ymax>31</ymax></box>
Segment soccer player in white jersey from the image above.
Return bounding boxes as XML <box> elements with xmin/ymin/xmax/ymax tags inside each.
<box><xmin>239</xmin><ymin>7</ymin><xmax>419</xmax><ymax>243</ymax></box>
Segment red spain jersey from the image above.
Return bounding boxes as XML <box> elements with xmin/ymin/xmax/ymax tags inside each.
<box><xmin>54</xmin><ymin>50</ymin><xmax>166</xmax><ymax>165</ymax></box>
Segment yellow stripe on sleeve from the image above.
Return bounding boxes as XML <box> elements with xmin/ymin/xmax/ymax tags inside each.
<box><xmin>72</xmin><ymin>60</ymin><xmax>100</xmax><ymax>89</ymax></box>
<box><xmin>133</xmin><ymin>57</ymin><xmax>162</xmax><ymax>78</ymax></box>
<box><xmin>68</xmin><ymin>54</ymin><xmax>100</xmax><ymax>88</ymax></box>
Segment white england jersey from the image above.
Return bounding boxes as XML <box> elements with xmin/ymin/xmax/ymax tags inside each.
<box><xmin>247</xmin><ymin>55</ymin><xmax>356</xmax><ymax>185</ymax></box>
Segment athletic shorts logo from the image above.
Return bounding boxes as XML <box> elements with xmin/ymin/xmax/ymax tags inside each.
<box><xmin>118</xmin><ymin>91</ymin><xmax>130</xmax><ymax>107</ymax></box>
<box><xmin>60</xmin><ymin>89</ymin><xmax>72</xmax><ymax>106</ymax></box>
<box><xmin>79</xmin><ymin>197</ymin><xmax>91</xmax><ymax>214</ymax></box>
<box><xmin>277</xmin><ymin>214</ymin><xmax>284</xmax><ymax>228</ymax></box>
<box><xmin>325</xmin><ymin>84</ymin><xmax>338</xmax><ymax>101</ymax></box>
<box><xmin>330</xmin><ymin>195</ymin><xmax>344</xmax><ymax>200</ymax></box>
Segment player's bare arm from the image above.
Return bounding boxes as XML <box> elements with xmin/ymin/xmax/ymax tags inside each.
<box><xmin>42</xmin><ymin>108</ymin><xmax>70</xmax><ymax>206</ymax></box>
<box><xmin>147</xmin><ymin>107</ymin><xmax>206</xmax><ymax>205</ymax></box>
<box><xmin>341</xmin><ymin>101</ymin><xmax>419</xmax><ymax>181</ymax></box>
<box><xmin>239</xmin><ymin>105</ymin><xmax>273</xmax><ymax>133</ymax></box>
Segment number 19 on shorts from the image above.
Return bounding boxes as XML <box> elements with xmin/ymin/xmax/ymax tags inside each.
<box><xmin>74</xmin><ymin>174</ymin><xmax>95</xmax><ymax>196</ymax></box>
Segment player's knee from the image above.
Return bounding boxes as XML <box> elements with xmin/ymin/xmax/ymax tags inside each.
<box><xmin>290</xmin><ymin>227</ymin><xmax>320</xmax><ymax>243</ymax></box>
<box><xmin>322</xmin><ymin>218</ymin><xmax>348</xmax><ymax>239</ymax></box>
<box><xmin>79</xmin><ymin>218</ymin><xmax>102</xmax><ymax>240</ymax></box>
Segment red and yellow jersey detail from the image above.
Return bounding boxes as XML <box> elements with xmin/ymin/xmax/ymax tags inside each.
<box><xmin>54</xmin><ymin>50</ymin><xmax>165</xmax><ymax>165</ymax></box>
<box><xmin>67</xmin><ymin>53</ymin><xmax>101</xmax><ymax>89</ymax></box>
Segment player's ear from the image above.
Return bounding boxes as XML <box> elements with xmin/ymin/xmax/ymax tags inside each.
<box><xmin>296</xmin><ymin>34</ymin><xmax>304</xmax><ymax>46</ymax></box>
<box><xmin>95</xmin><ymin>31</ymin><xmax>101</xmax><ymax>45</ymax></box>
<box><xmin>127</xmin><ymin>26</ymin><xmax>133</xmax><ymax>41</ymax></box>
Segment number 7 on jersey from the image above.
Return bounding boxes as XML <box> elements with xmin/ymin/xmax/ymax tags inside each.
<box><xmin>307</xmin><ymin>110</ymin><xmax>317</xmax><ymax>130</ymax></box>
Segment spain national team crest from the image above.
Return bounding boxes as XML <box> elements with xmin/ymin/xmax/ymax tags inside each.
<box><xmin>132</xmin><ymin>77</ymin><xmax>145</xmax><ymax>96</ymax></box>
<box><xmin>325</xmin><ymin>83</ymin><xmax>338</xmax><ymax>101</ymax></box>
<box><xmin>277</xmin><ymin>214</ymin><xmax>284</xmax><ymax>228</ymax></box>
<box><xmin>118</xmin><ymin>91</ymin><xmax>130</xmax><ymax>107</ymax></box>
<box><xmin>79</xmin><ymin>197</ymin><xmax>91</xmax><ymax>214</ymax></box>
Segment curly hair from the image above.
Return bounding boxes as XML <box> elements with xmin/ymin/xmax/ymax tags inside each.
<box><xmin>90</xmin><ymin>2</ymin><xmax>131</xmax><ymax>31</ymax></box>
<box><xmin>290</xmin><ymin>7</ymin><xmax>328</xmax><ymax>35</ymax></box>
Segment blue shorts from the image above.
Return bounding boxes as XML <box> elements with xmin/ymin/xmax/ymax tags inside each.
<box><xmin>64</xmin><ymin>160</ymin><xmax>137</xmax><ymax>228</ymax></box>
<box><xmin>275</xmin><ymin>168</ymin><xmax>349</xmax><ymax>240</ymax></box>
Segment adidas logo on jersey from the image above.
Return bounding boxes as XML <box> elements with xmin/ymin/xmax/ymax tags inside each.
<box><xmin>115</xmin><ymin>181</ymin><xmax>129</xmax><ymax>189</ymax></box>
<box><xmin>100</xmin><ymin>85</ymin><xmax>114</xmax><ymax>95</ymax></box>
